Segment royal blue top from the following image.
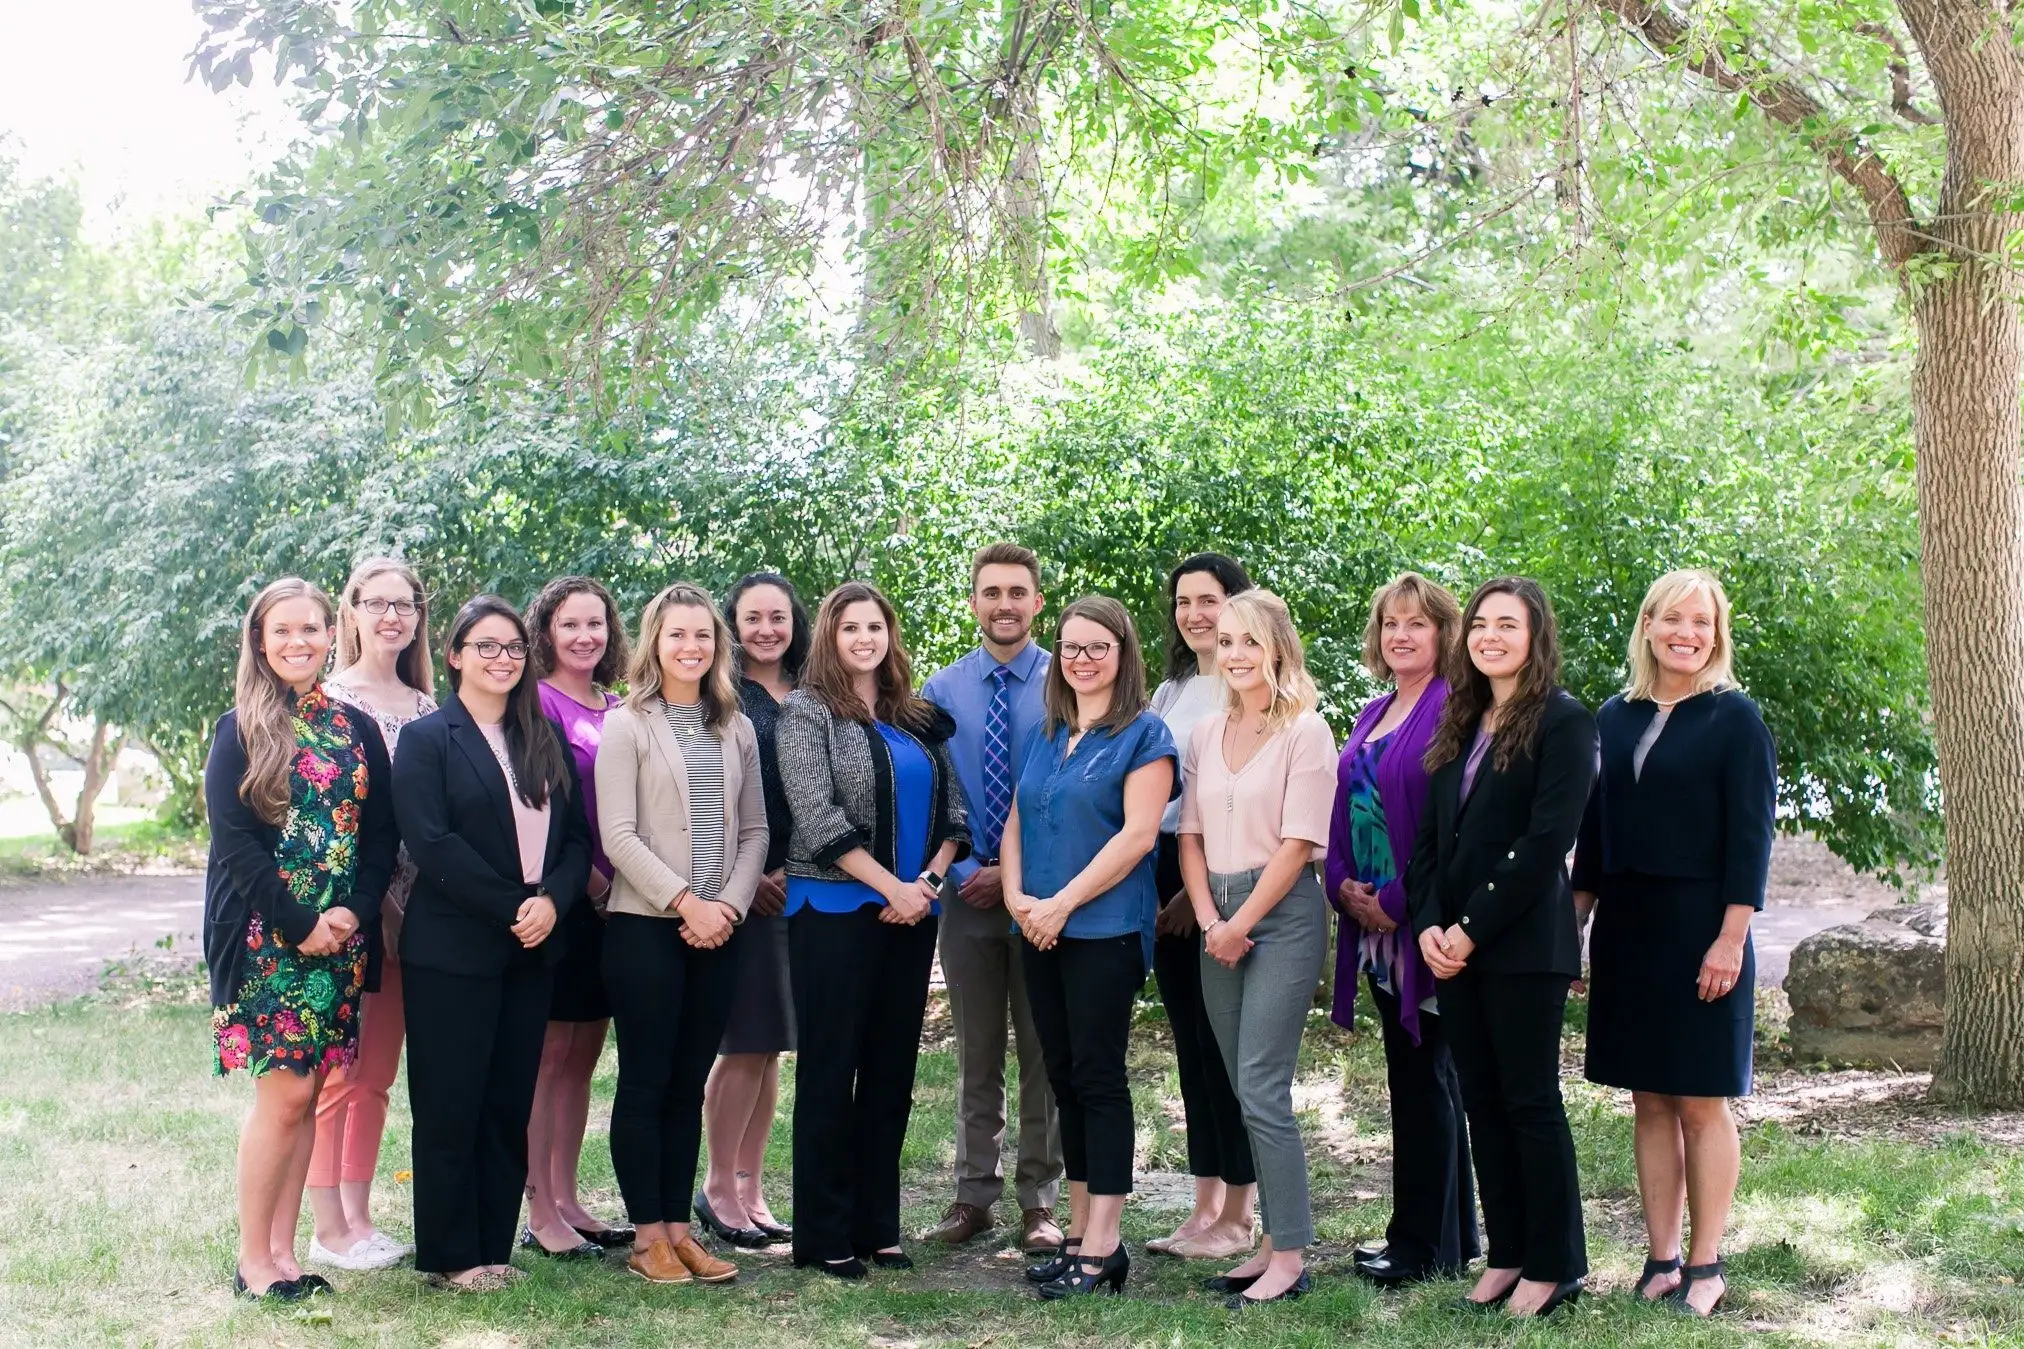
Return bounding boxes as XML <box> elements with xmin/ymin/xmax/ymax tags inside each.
<box><xmin>1013</xmin><ymin>710</ymin><xmax>1179</xmax><ymax>967</ymax></box>
<box><xmin>785</xmin><ymin>722</ymin><xmax>938</xmax><ymax>916</ymax></box>
<box><xmin>921</xmin><ymin>640</ymin><xmax>1052</xmax><ymax>881</ymax></box>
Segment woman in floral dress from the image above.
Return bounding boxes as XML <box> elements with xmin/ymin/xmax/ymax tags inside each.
<box><xmin>204</xmin><ymin>577</ymin><xmax>398</xmax><ymax>1301</ymax></box>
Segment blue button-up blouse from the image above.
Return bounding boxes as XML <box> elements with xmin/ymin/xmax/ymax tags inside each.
<box><xmin>1014</xmin><ymin>710</ymin><xmax>1180</xmax><ymax>967</ymax></box>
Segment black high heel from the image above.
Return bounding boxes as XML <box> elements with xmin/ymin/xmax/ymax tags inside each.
<box><xmin>1228</xmin><ymin>1269</ymin><xmax>1311</xmax><ymax>1308</ymax></box>
<box><xmin>1448</xmin><ymin>1278</ymin><xmax>1517</xmax><ymax>1313</ymax></box>
<box><xmin>1038</xmin><ymin>1245</ymin><xmax>1128</xmax><ymax>1300</ymax></box>
<box><xmin>1201</xmin><ymin>1270</ymin><xmax>1259</xmax><ymax>1294</ymax></box>
<box><xmin>1670</xmin><ymin>1259</ymin><xmax>1726</xmax><ymax>1315</ymax></box>
<box><xmin>1633</xmin><ymin>1255</ymin><xmax>1682</xmax><ymax>1299</ymax></box>
<box><xmin>1025</xmin><ymin>1237</ymin><xmax>1082</xmax><ymax>1284</ymax></box>
<box><xmin>694</xmin><ymin>1192</ymin><xmax>770</xmax><ymax>1248</ymax></box>
<box><xmin>1525</xmin><ymin>1277</ymin><xmax>1585</xmax><ymax>1317</ymax></box>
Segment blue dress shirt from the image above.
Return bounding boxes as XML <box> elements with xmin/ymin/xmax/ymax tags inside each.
<box><xmin>921</xmin><ymin>640</ymin><xmax>1051</xmax><ymax>883</ymax></box>
<box><xmin>785</xmin><ymin>722</ymin><xmax>936</xmax><ymax>916</ymax></box>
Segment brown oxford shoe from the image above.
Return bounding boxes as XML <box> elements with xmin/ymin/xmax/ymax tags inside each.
<box><xmin>671</xmin><ymin>1233</ymin><xmax>739</xmax><ymax>1284</ymax></box>
<box><xmin>625</xmin><ymin>1239</ymin><xmax>692</xmax><ymax>1284</ymax></box>
<box><xmin>1020</xmin><ymin>1207</ymin><xmax>1065</xmax><ymax>1256</ymax></box>
<box><xmin>922</xmin><ymin>1201</ymin><xmax>994</xmax><ymax>1245</ymax></box>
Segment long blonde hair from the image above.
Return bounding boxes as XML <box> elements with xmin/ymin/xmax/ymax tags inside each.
<box><xmin>235</xmin><ymin>577</ymin><xmax>336</xmax><ymax>825</ymax></box>
<box><xmin>623</xmin><ymin>581</ymin><xmax>740</xmax><ymax>729</ymax></box>
<box><xmin>1218</xmin><ymin>589</ymin><xmax>1318</xmax><ymax>731</ymax></box>
<box><xmin>1625</xmin><ymin>568</ymin><xmax>1739</xmax><ymax>701</ymax></box>
<box><xmin>334</xmin><ymin>556</ymin><xmax>434</xmax><ymax>696</ymax></box>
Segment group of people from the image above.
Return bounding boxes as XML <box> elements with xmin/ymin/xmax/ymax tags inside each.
<box><xmin>203</xmin><ymin>541</ymin><xmax>1774</xmax><ymax>1320</ymax></box>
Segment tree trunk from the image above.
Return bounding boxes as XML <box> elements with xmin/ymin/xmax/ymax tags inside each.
<box><xmin>63</xmin><ymin>717</ymin><xmax>122</xmax><ymax>856</ymax></box>
<box><xmin>1900</xmin><ymin>1</ymin><xmax>2024</xmax><ymax>1105</ymax></box>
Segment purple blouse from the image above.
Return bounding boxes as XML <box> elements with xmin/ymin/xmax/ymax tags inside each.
<box><xmin>540</xmin><ymin>681</ymin><xmax>621</xmax><ymax>881</ymax></box>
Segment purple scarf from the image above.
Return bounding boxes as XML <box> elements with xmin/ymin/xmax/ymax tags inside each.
<box><xmin>1323</xmin><ymin>677</ymin><xmax>1448</xmax><ymax>1045</ymax></box>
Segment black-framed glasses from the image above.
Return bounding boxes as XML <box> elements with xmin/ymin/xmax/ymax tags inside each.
<box><xmin>463</xmin><ymin>639</ymin><xmax>529</xmax><ymax>660</ymax></box>
<box><xmin>358</xmin><ymin>597</ymin><xmax>420</xmax><ymax>617</ymax></box>
<box><xmin>1059</xmin><ymin>641</ymin><xmax>1114</xmax><ymax>661</ymax></box>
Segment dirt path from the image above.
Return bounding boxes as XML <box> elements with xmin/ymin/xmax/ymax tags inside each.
<box><xmin>0</xmin><ymin>874</ymin><xmax>202</xmax><ymax>1012</ymax></box>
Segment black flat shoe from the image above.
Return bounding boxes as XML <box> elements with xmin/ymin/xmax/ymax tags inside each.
<box><xmin>1522</xmin><ymin>1278</ymin><xmax>1585</xmax><ymax>1318</ymax></box>
<box><xmin>1026</xmin><ymin>1238</ymin><xmax>1083</xmax><ymax>1284</ymax></box>
<box><xmin>571</xmin><ymin>1221</ymin><xmax>636</xmax><ymax>1249</ymax></box>
<box><xmin>1201</xmin><ymin>1270</ymin><xmax>1259</xmax><ymax>1295</ymax></box>
<box><xmin>1670</xmin><ymin>1259</ymin><xmax>1726</xmax><ymax>1315</ymax></box>
<box><xmin>1355</xmin><ymin>1251</ymin><xmax>1431</xmax><ymax>1287</ymax></box>
<box><xmin>799</xmin><ymin>1256</ymin><xmax>866</xmax><ymax>1281</ymax></box>
<box><xmin>521</xmin><ymin>1227</ymin><xmax>604</xmax><ymax>1259</ymax></box>
<box><xmin>1633</xmin><ymin>1255</ymin><xmax>1682</xmax><ymax>1299</ymax></box>
<box><xmin>869</xmin><ymin>1250</ymin><xmax>914</xmax><ymax>1270</ymax></box>
<box><xmin>234</xmin><ymin>1269</ymin><xmax>308</xmax><ymax>1302</ymax></box>
<box><xmin>1228</xmin><ymin>1270</ymin><xmax>1312</xmax><ymax>1308</ymax></box>
<box><xmin>292</xmin><ymin>1272</ymin><xmax>334</xmax><ymax>1295</ymax></box>
<box><xmin>694</xmin><ymin>1192</ymin><xmax>771</xmax><ymax>1248</ymax></box>
<box><xmin>1038</xmin><ymin>1246</ymin><xmax>1128</xmax><ymax>1299</ymax></box>
<box><xmin>1352</xmin><ymin>1241</ymin><xmax>1387</xmax><ymax>1264</ymax></box>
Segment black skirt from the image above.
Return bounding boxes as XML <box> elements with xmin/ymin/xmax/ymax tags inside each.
<box><xmin>1584</xmin><ymin>871</ymin><xmax>1754</xmax><ymax>1098</ymax></box>
<box><xmin>720</xmin><ymin>910</ymin><xmax>795</xmax><ymax>1054</ymax></box>
<box><xmin>547</xmin><ymin>898</ymin><xmax>612</xmax><ymax>1023</ymax></box>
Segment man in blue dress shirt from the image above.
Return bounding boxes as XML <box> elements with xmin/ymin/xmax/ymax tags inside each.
<box><xmin>919</xmin><ymin>542</ymin><xmax>1065</xmax><ymax>1255</ymax></box>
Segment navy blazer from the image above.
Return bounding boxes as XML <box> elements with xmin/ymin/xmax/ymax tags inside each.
<box><xmin>392</xmin><ymin>692</ymin><xmax>591</xmax><ymax>978</ymax></box>
<box><xmin>1405</xmin><ymin>689</ymin><xmax>1598</xmax><ymax>979</ymax></box>
<box><xmin>203</xmin><ymin>704</ymin><xmax>398</xmax><ymax>1007</ymax></box>
<box><xmin>1571</xmin><ymin>690</ymin><xmax>1776</xmax><ymax>908</ymax></box>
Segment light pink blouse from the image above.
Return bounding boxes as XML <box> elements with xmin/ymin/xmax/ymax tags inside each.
<box><xmin>1179</xmin><ymin>709</ymin><xmax>1338</xmax><ymax>872</ymax></box>
<box><xmin>478</xmin><ymin>722</ymin><xmax>551</xmax><ymax>885</ymax></box>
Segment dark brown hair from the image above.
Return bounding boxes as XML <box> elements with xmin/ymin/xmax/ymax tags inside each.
<box><xmin>526</xmin><ymin>576</ymin><xmax>628</xmax><ymax>686</ymax></box>
<box><xmin>1043</xmin><ymin>595</ymin><xmax>1151</xmax><ymax>738</ymax></box>
<box><xmin>1425</xmin><ymin>576</ymin><xmax>1563</xmax><ymax>774</ymax></box>
<box><xmin>970</xmin><ymin>541</ymin><xmax>1041</xmax><ymax>591</ymax></box>
<box><xmin>801</xmin><ymin>581</ymin><xmax>940</xmax><ymax>732</ymax></box>
<box><xmin>1163</xmin><ymin>552</ymin><xmax>1254</xmax><ymax>682</ymax></box>
<box><xmin>447</xmin><ymin>595</ymin><xmax>573</xmax><ymax>808</ymax></box>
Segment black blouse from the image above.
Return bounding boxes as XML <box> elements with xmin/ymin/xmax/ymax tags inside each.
<box><xmin>740</xmin><ymin>678</ymin><xmax>794</xmax><ymax>874</ymax></box>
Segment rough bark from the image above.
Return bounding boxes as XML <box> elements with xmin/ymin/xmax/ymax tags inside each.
<box><xmin>1596</xmin><ymin>0</ymin><xmax>2024</xmax><ymax>1103</ymax></box>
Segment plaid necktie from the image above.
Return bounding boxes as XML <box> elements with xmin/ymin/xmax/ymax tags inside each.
<box><xmin>980</xmin><ymin>664</ymin><xmax>1014</xmax><ymax>857</ymax></box>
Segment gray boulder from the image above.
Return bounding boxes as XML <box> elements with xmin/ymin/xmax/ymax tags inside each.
<box><xmin>1784</xmin><ymin>900</ymin><xmax>1946</xmax><ymax>1069</ymax></box>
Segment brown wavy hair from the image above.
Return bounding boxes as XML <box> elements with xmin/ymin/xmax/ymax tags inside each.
<box><xmin>800</xmin><ymin>581</ymin><xmax>939</xmax><ymax>732</ymax></box>
<box><xmin>1043</xmin><ymin>595</ymin><xmax>1151</xmax><ymax>738</ymax></box>
<box><xmin>334</xmin><ymin>556</ymin><xmax>434</xmax><ymax>696</ymax></box>
<box><xmin>622</xmin><ymin>581</ymin><xmax>740</xmax><ymax>729</ymax></box>
<box><xmin>234</xmin><ymin>577</ymin><xmax>337</xmax><ymax>825</ymax></box>
<box><xmin>1425</xmin><ymin>576</ymin><xmax>1563</xmax><ymax>774</ymax></box>
<box><xmin>526</xmin><ymin>575</ymin><xmax>629</xmax><ymax>686</ymax></box>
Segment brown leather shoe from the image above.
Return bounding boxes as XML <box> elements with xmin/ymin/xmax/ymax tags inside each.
<box><xmin>1020</xmin><ymin>1207</ymin><xmax>1065</xmax><ymax>1255</ymax></box>
<box><xmin>922</xmin><ymin>1201</ymin><xmax>994</xmax><ymax>1245</ymax></box>
<box><xmin>626</xmin><ymin>1239</ymin><xmax>692</xmax><ymax>1283</ymax></box>
<box><xmin>672</xmin><ymin>1233</ymin><xmax>739</xmax><ymax>1283</ymax></box>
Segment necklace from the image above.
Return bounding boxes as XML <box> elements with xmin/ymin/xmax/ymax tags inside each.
<box><xmin>1652</xmin><ymin>690</ymin><xmax>1694</xmax><ymax>709</ymax></box>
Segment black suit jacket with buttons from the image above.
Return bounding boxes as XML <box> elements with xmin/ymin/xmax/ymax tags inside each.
<box><xmin>1405</xmin><ymin>688</ymin><xmax>1598</xmax><ymax>979</ymax></box>
<box><xmin>392</xmin><ymin>693</ymin><xmax>591</xmax><ymax>978</ymax></box>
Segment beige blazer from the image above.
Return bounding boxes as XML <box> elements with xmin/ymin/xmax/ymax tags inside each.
<box><xmin>596</xmin><ymin>700</ymin><xmax>768</xmax><ymax>920</ymax></box>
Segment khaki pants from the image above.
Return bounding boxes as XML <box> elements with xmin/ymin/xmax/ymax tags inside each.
<box><xmin>939</xmin><ymin>891</ymin><xmax>1063</xmax><ymax>1211</ymax></box>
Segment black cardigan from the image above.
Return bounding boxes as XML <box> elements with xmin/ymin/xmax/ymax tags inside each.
<box><xmin>1405</xmin><ymin>688</ymin><xmax>1598</xmax><ymax>979</ymax></box>
<box><xmin>1571</xmin><ymin>689</ymin><xmax>1776</xmax><ymax>908</ymax></box>
<box><xmin>392</xmin><ymin>693</ymin><xmax>591</xmax><ymax>978</ymax></box>
<box><xmin>202</xmin><ymin>704</ymin><xmax>398</xmax><ymax>1008</ymax></box>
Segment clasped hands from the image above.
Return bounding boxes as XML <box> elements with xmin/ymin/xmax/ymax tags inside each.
<box><xmin>296</xmin><ymin>904</ymin><xmax>360</xmax><ymax>957</ymax></box>
<box><xmin>1417</xmin><ymin>922</ymin><xmax>1476</xmax><ymax>980</ymax></box>
<box><xmin>675</xmin><ymin>890</ymin><xmax>737</xmax><ymax>947</ymax></box>
<box><xmin>879</xmin><ymin>873</ymin><xmax>940</xmax><ymax>926</ymax></box>
<box><xmin>1335</xmin><ymin>878</ymin><xmax>1397</xmax><ymax>934</ymax></box>
<box><xmin>1006</xmin><ymin>890</ymin><xmax>1072</xmax><ymax>949</ymax></box>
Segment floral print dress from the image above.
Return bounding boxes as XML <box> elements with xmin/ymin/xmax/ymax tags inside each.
<box><xmin>212</xmin><ymin>686</ymin><xmax>374</xmax><ymax>1077</ymax></box>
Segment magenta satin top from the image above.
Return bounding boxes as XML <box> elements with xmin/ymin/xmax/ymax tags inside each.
<box><xmin>540</xmin><ymin>681</ymin><xmax>621</xmax><ymax>881</ymax></box>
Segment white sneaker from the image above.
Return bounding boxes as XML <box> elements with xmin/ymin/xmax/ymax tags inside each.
<box><xmin>360</xmin><ymin>1231</ymin><xmax>413</xmax><ymax>1267</ymax></box>
<box><xmin>307</xmin><ymin>1236</ymin><xmax>381</xmax><ymax>1270</ymax></box>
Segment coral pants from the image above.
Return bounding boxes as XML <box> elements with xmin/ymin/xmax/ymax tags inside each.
<box><xmin>307</xmin><ymin>957</ymin><xmax>405</xmax><ymax>1187</ymax></box>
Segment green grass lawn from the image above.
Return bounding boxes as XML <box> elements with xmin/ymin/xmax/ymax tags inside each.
<box><xmin>2</xmin><ymin>969</ymin><xmax>2021</xmax><ymax>1347</ymax></box>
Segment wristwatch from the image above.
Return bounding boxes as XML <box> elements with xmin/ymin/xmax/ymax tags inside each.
<box><xmin>919</xmin><ymin>870</ymin><xmax>946</xmax><ymax>891</ymax></box>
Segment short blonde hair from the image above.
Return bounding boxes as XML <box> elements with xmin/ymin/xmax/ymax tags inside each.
<box><xmin>1626</xmin><ymin>568</ymin><xmax>1739</xmax><ymax>701</ymax></box>
<box><xmin>1361</xmin><ymin>572</ymin><xmax>1461</xmax><ymax>682</ymax></box>
<box><xmin>623</xmin><ymin>581</ymin><xmax>740</xmax><ymax>729</ymax></box>
<box><xmin>1218</xmin><ymin>590</ymin><xmax>1318</xmax><ymax>731</ymax></box>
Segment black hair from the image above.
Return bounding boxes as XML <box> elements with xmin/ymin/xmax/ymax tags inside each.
<box><xmin>722</xmin><ymin>571</ymin><xmax>812</xmax><ymax>681</ymax></box>
<box><xmin>446</xmin><ymin>594</ymin><xmax>572</xmax><ymax>808</ymax></box>
<box><xmin>1163</xmin><ymin>552</ymin><xmax>1256</xmax><ymax>682</ymax></box>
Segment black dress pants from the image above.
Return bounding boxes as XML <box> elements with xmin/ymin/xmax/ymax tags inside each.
<box><xmin>603</xmin><ymin>912</ymin><xmax>739</xmax><ymax>1226</ymax></box>
<box><xmin>1022</xmin><ymin>932</ymin><xmax>1144</xmax><ymax>1197</ymax></box>
<box><xmin>1152</xmin><ymin>836</ymin><xmax>1255</xmax><ymax>1185</ymax></box>
<box><xmin>788</xmin><ymin>905</ymin><xmax>937</xmax><ymax>1264</ymax></box>
<box><xmin>1437</xmin><ymin>968</ymin><xmax>1586</xmax><ymax>1283</ymax></box>
<box><xmin>1371</xmin><ymin>976</ymin><xmax>1480</xmax><ymax>1274</ymax></box>
<box><xmin>402</xmin><ymin>955</ymin><xmax>551</xmax><ymax>1273</ymax></box>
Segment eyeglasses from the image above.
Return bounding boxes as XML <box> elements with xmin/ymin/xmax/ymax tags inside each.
<box><xmin>462</xmin><ymin>639</ymin><xmax>529</xmax><ymax>660</ymax></box>
<box><xmin>358</xmin><ymin>597</ymin><xmax>420</xmax><ymax>617</ymax></box>
<box><xmin>1059</xmin><ymin>641</ymin><xmax>1114</xmax><ymax>661</ymax></box>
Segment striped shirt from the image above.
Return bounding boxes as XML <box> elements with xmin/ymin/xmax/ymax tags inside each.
<box><xmin>662</xmin><ymin>698</ymin><xmax>727</xmax><ymax>900</ymax></box>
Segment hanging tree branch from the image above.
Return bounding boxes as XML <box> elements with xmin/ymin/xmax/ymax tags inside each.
<box><xmin>1590</xmin><ymin>0</ymin><xmax>1927</xmax><ymax>269</ymax></box>
<box><xmin>1855</xmin><ymin>21</ymin><xmax>1943</xmax><ymax>126</ymax></box>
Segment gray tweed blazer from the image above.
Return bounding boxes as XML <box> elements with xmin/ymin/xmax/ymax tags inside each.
<box><xmin>776</xmin><ymin>688</ymin><xmax>970</xmax><ymax>883</ymax></box>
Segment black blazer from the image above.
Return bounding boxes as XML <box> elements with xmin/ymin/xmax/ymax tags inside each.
<box><xmin>393</xmin><ymin>692</ymin><xmax>591</xmax><ymax>977</ymax></box>
<box><xmin>1571</xmin><ymin>690</ymin><xmax>1776</xmax><ymax>907</ymax></box>
<box><xmin>1405</xmin><ymin>688</ymin><xmax>1598</xmax><ymax>978</ymax></box>
<box><xmin>202</xmin><ymin>704</ymin><xmax>398</xmax><ymax>1007</ymax></box>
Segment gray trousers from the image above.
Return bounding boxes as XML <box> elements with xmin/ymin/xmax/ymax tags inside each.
<box><xmin>1200</xmin><ymin>866</ymin><xmax>1329</xmax><ymax>1248</ymax></box>
<box><xmin>939</xmin><ymin>891</ymin><xmax>1063</xmax><ymax>1211</ymax></box>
